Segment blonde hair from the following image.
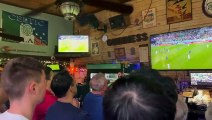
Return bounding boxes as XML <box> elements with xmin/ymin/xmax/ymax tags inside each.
<box><xmin>90</xmin><ymin>73</ymin><xmax>106</xmax><ymax>91</ymax></box>
<box><xmin>175</xmin><ymin>96</ymin><xmax>188</xmax><ymax>120</ymax></box>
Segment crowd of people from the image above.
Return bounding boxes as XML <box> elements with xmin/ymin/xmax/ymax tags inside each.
<box><xmin>151</xmin><ymin>27</ymin><xmax>212</xmax><ymax>46</ymax></box>
<box><xmin>0</xmin><ymin>57</ymin><xmax>211</xmax><ymax>120</ymax></box>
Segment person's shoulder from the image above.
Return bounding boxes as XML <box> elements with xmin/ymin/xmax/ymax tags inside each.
<box><xmin>46</xmin><ymin>101</ymin><xmax>58</xmax><ymax>112</ymax></box>
<box><xmin>46</xmin><ymin>102</ymin><xmax>61</xmax><ymax>120</ymax></box>
<box><xmin>0</xmin><ymin>111</ymin><xmax>28</xmax><ymax>120</ymax></box>
<box><xmin>84</xmin><ymin>92</ymin><xmax>103</xmax><ymax>101</ymax></box>
<box><xmin>83</xmin><ymin>92</ymin><xmax>92</xmax><ymax>99</ymax></box>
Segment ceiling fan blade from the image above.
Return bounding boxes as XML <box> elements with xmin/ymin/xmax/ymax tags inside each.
<box><xmin>0</xmin><ymin>33</ymin><xmax>24</xmax><ymax>42</ymax></box>
<box><xmin>23</xmin><ymin>2</ymin><xmax>55</xmax><ymax>16</ymax></box>
<box><xmin>82</xmin><ymin>0</ymin><xmax>133</xmax><ymax>14</ymax></box>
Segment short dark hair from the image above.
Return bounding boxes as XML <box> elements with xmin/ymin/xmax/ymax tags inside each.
<box><xmin>45</xmin><ymin>66</ymin><xmax>52</xmax><ymax>80</ymax></box>
<box><xmin>51</xmin><ymin>70</ymin><xmax>74</xmax><ymax>98</ymax></box>
<box><xmin>103</xmin><ymin>69</ymin><xmax>177</xmax><ymax>120</ymax></box>
<box><xmin>1</xmin><ymin>57</ymin><xmax>44</xmax><ymax>99</ymax></box>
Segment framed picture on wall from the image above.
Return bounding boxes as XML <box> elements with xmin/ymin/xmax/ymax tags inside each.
<box><xmin>114</xmin><ymin>48</ymin><xmax>126</xmax><ymax>59</ymax></box>
<box><xmin>167</xmin><ymin>0</ymin><xmax>192</xmax><ymax>24</ymax></box>
<box><xmin>138</xmin><ymin>44</ymin><xmax>149</xmax><ymax>62</ymax></box>
<box><xmin>142</xmin><ymin>8</ymin><xmax>157</xmax><ymax>28</ymax></box>
<box><xmin>91</xmin><ymin>42</ymin><xmax>100</xmax><ymax>55</ymax></box>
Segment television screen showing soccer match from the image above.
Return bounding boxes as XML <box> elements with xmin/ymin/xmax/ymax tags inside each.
<box><xmin>58</xmin><ymin>35</ymin><xmax>89</xmax><ymax>53</ymax></box>
<box><xmin>150</xmin><ymin>26</ymin><xmax>212</xmax><ymax>70</ymax></box>
<box><xmin>190</xmin><ymin>73</ymin><xmax>212</xmax><ymax>86</ymax></box>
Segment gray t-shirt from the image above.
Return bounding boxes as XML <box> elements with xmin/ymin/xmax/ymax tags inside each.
<box><xmin>0</xmin><ymin>111</ymin><xmax>28</xmax><ymax>120</ymax></box>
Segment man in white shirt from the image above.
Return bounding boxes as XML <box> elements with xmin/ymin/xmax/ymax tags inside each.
<box><xmin>0</xmin><ymin>57</ymin><xmax>46</xmax><ymax>120</ymax></box>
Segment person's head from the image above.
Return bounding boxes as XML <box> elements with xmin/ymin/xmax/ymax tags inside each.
<box><xmin>103</xmin><ymin>69</ymin><xmax>177</xmax><ymax>120</ymax></box>
<box><xmin>174</xmin><ymin>96</ymin><xmax>188</xmax><ymax>120</ymax></box>
<box><xmin>0</xmin><ymin>80</ymin><xmax>8</xmax><ymax>106</ymax></box>
<box><xmin>1</xmin><ymin>57</ymin><xmax>46</xmax><ymax>104</ymax></box>
<box><xmin>205</xmin><ymin>102</ymin><xmax>212</xmax><ymax>120</ymax></box>
<box><xmin>45</xmin><ymin>66</ymin><xmax>53</xmax><ymax>81</ymax></box>
<box><xmin>44</xmin><ymin>66</ymin><xmax>54</xmax><ymax>91</ymax></box>
<box><xmin>158</xmin><ymin>76</ymin><xmax>178</xmax><ymax>103</ymax></box>
<box><xmin>90</xmin><ymin>73</ymin><xmax>107</xmax><ymax>92</ymax></box>
<box><xmin>51</xmin><ymin>70</ymin><xmax>76</xmax><ymax>98</ymax></box>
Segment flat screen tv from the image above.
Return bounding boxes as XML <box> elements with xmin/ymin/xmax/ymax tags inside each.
<box><xmin>190</xmin><ymin>73</ymin><xmax>212</xmax><ymax>86</ymax></box>
<box><xmin>90</xmin><ymin>73</ymin><xmax>118</xmax><ymax>81</ymax></box>
<box><xmin>150</xmin><ymin>26</ymin><xmax>212</xmax><ymax>70</ymax></box>
<box><xmin>58</xmin><ymin>35</ymin><xmax>89</xmax><ymax>53</ymax></box>
<box><xmin>47</xmin><ymin>64</ymin><xmax>60</xmax><ymax>71</ymax></box>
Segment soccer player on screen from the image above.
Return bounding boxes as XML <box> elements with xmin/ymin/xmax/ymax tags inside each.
<box><xmin>167</xmin><ymin>64</ymin><xmax>170</xmax><ymax>69</ymax></box>
<box><xmin>188</xmin><ymin>50</ymin><xmax>191</xmax><ymax>60</ymax></box>
<box><xmin>166</xmin><ymin>56</ymin><xmax>168</xmax><ymax>61</ymax></box>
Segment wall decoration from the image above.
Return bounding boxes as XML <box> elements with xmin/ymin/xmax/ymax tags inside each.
<box><xmin>130</xmin><ymin>47</ymin><xmax>136</xmax><ymax>55</ymax></box>
<box><xmin>142</xmin><ymin>8</ymin><xmax>157</xmax><ymax>28</ymax></box>
<box><xmin>138</xmin><ymin>44</ymin><xmax>149</xmax><ymax>62</ymax></box>
<box><xmin>114</xmin><ymin>48</ymin><xmax>126</xmax><ymax>59</ymax></box>
<box><xmin>107</xmin><ymin>33</ymin><xmax>148</xmax><ymax>46</ymax></box>
<box><xmin>167</xmin><ymin>0</ymin><xmax>192</xmax><ymax>24</ymax></box>
<box><xmin>202</xmin><ymin>0</ymin><xmax>212</xmax><ymax>18</ymax></box>
<box><xmin>107</xmin><ymin>51</ymin><xmax>115</xmax><ymax>59</ymax></box>
<box><xmin>91</xmin><ymin>42</ymin><xmax>100</xmax><ymax>55</ymax></box>
<box><xmin>1</xmin><ymin>11</ymin><xmax>48</xmax><ymax>46</ymax></box>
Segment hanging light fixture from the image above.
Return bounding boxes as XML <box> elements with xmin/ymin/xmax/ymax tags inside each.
<box><xmin>60</xmin><ymin>1</ymin><xmax>80</xmax><ymax>21</ymax></box>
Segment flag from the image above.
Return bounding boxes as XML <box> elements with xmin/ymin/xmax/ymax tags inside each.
<box><xmin>2</xmin><ymin>11</ymin><xmax>48</xmax><ymax>46</ymax></box>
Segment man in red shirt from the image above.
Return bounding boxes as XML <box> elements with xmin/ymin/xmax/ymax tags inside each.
<box><xmin>33</xmin><ymin>67</ymin><xmax>57</xmax><ymax>120</ymax></box>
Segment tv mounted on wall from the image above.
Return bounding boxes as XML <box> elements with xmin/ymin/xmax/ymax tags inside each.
<box><xmin>150</xmin><ymin>26</ymin><xmax>212</xmax><ymax>70</ymax></box>
<box><xmin>58</xmin><ymin>35</ymin><xmax>89</xmax><ymax>53</ymax></box>
<box><xmin>47</xmin><ymin>64</ymin><xmax>60</xmax><ymax>71</ymax></box>
<box><xmin>55</xmin><ymin>35</ymin><xmax>90</xmax><ymax>57</ymax></box>
<box><xmin>190</xmin><ymin>72</ymin><xmax>212</xmax><ymax>86</ymax></box>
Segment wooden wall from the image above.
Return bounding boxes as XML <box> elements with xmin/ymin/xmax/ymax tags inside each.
<box><xmin>74</xmin><ymin>0</ymin><xmax>212</xmax><ymax>79</ymax></box>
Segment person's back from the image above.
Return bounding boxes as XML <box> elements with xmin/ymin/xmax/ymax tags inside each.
<box><xmin>82</xmin><ymin>73</ymin><xmax>107</xmax><ymax>120</ymax></box>
<box><xmin>83</xmin><ymin>93</ymin><xmax>103</xmax><ymax>120</ymax></box>
<box><xmin>46</xmin><ymin>101</ymin><xmax>87</xmax><ymax>120</ymax></box>
<box><xmin>46</xmin><ymin>70</ymin><xmax>89</xmax><ymax>120</ymax></box>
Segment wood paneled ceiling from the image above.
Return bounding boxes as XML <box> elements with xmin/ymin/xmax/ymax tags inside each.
<box><xmin>0</xmin><ymin>0</ymin><xmax>131</xmax><ymax>16</ymax></box>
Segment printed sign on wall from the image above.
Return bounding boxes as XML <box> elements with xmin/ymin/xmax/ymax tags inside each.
<box><xmin>142</xmin><ymin>8</ymin><xmax>157</xmax><ymax>28</ymax></box>
<box><xmin>2</xmin><ymin>11</ymin><xmax>48</xmax><ymax>46</ymax></box>
<box><xmin>91</xmin><ymin>42</ymin><xmax>100</xmax><ymax>55</ymax></box>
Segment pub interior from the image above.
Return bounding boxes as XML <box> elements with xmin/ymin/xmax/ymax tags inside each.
<box><xmin>0</xmin><ymin>0</ymin><xmax>212</xmax><ymax>120</ymax></box>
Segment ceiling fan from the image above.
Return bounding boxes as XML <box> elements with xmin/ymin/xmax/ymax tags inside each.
<box><xmin>23</xmin><ymin>0</ymin><xmax>134</xmax><ymax>20</ymax></box>
<box><xmin>0</xmin><ymin>28</ymin><xmax>24</xmax><ymax>42</ymax></box>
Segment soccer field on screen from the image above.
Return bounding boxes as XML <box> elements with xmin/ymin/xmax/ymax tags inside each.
<box><xmin>151</xmin><ymin>42</ymin><xmax>212</xmax><ymax>70</ymax></box>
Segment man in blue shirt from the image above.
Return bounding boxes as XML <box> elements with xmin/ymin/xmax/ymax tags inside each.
<box><xmin>46</xmin><ymin>70</ymin><xmax>89</xmax><ymax>120</ymax></box>
<box><xmin>83</xmin><ymin>73</ymin><xmax>108</xmax><ymax>120</ymax></box>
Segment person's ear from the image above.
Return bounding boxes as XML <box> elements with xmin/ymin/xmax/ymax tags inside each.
<box><xmin>28</xmin><ymin>81</ymin><xmax>37</xmax><ymax>94</ymax></box>
<box><xmin>69</xmin><ymin>85</ymin><xmax>76</xmax><ymax>93</ymax></box>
